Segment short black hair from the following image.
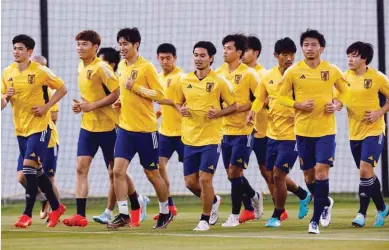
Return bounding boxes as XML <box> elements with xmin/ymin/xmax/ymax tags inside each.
<box><xmin>117</xmin><ymin>27</ymin><xmax>141</xmax><ymax>48</ymax></box>
<box><xmin>247</xmin><ymin>36</ymin><xmax>262</xmax><ymax>57</ymax></box>
<box><xmin>222</xmin><ymin>34</ymin><xmax>248</xmax><ymax>58</ymax></box>
<box><xmin>300</xmin><ymin>29</ymin><xmax>326</xmax><ymax>47</ymax></box>
<box><xmin>193</xmin><ymin>41</ymin><xmax>217</xmax><ymax>65</ymax></box>
<box><xmin>12</xmin><ymin>34</ymin><xmax>35</xmax><ymax>50</ymax></box>
<box><xmin>97</xmin><ymin>47</ymin><xmax>121</xmax><ymax>71</ymax></box>
<box><xmin>346</xmin><ymin>41</ymin><xmax>374</xmax><ymax>65</ymax></box>
<box><xmin>75</xmin><ymin>30</ymin><xmax>101</xmax><ymax>46</ymax></box>
<box><xmin>274</xmin><ymin>37</ymin><xmax>297</xmax><ymax>55</ymax></box>
<box><xmin>157</xmin><ymin>43</ymin><xmax>176</xmax><ymax>57</ymax></box>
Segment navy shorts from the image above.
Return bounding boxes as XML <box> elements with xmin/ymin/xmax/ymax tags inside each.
<box><xmin>17</xmin><ymin>144</ymin><xmax>59</xmax><ymax>177</ymax></box>
<box><xmin>114</xmin><ymin>127</ymin><xmax>159</xmax><ymax>170</ymax></box>
<box><xmin>350</xmin><ymin>134</ymin><xmax>385</xmax><ymax>168</ymax></box>
<box><xmin>159</xmin><ymin>134</ymin><xmax>184</xmax><ymax>162</ymax></box>
<box><xmin>183</xmin><ymin>144</ymin><xmax>221</xmax><ymax>176</ymax></box>
<box><xmin>296</xmin><ymin>134</ymin><xmax>336</xmax><ymax>171</ymax></box>
<box><xmin>77</xmin><ymin>128</ymin><xmax>116</xmax><ymax>167</ymax></box>
<box><xmin>266</xmin><ymin>139</ymin><xmax>298</xmax><ymax>174</ymax></box>
<box><xmin>252</xmin><ymin>137</ymin><xmax>268</xmax><ymax>165</ymax></box>
<box><xmin>17</xmin><ymin>127</ymin><xmax>51</xmax><ymax>166</ymax></box>
<box><xmin>222</xmin><ymin>135</ymin><xmax>252</xmax><ymax>169</ymax></box>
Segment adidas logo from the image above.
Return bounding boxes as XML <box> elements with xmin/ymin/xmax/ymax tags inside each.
<box><xmin>283</xmin><ymin>163</ymin><xmax>289</xmax><ymax>168</ymax></box>
<box><xmin>208</xmin><ymin>165</ymin><xmax>214</xmax><ymax>170</ymax></box>
<box><xmin>30</xmin><ymin>153</ymin><xmax>36</xmax><ymax>157</ymax></box>
<box><xmin>49</xmin><ymin>169</ymin><xmax>54</xmax><ymax>173</ymax></box>
<box><xmin>236</xmin><ymin>158</ymin><xmax>243</xmax><ymax>163</ymax></box>
<box><xmin>368</xmin><ymin>156</ymin><xmax>373</xmax><ymax>160</ymax></box>
<box><xmin>300</xmin><ymin>75</ymin><xmax>306</xmax><ymax>79</ymax></box>
<box><xmin>360</xmin><ymin>192</ymin><xmax>367</xmax><ymax>198</ymax></box>
<box><xmin>8</xmin><ymin>77</ymin><xmax>13</xmax><ymax>81</ymax></box>
<box><xmin>328</xmin><ymin>157</ymin><xmax>334</xmax><ymax>161</ymax></box>
<box><xmin>187</xmin><ymin>84</ymin><xmax>192</xmax><ymax>88</ymax></box>
<box><xmin>149</xmin><ymin>162</ymin><xmax>155</xmax><ymax>167</ymax></box>
<box><xmin>269</xmin><ymin>80</ymin><xmax>274</xmax><ymax>84</ymax></box>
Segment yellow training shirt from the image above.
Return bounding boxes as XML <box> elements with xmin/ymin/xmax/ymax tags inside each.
<box><xmin>48</xmin><ymin>120</ymin><xmax>59</xmax><ymax>148</ymax></box>
<box><xmin>253</xmin><ymin>63</ymin><xmax>268</xmax><ymax>138</ymax></box>
<box><xmin>175</xmin><ymin>70</ymin><xmax>235</xmax><ymax>146</ymax></box>
<box><xmin>2</xmin><ymin>61</ymin><xmax>65</xmax><ymax>137</ymax></box>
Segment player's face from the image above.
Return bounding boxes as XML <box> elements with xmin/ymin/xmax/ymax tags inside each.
<box><xmin>193</xmin><ymin>48</ymin><xmax>212</xmax><ymax>70</ymax></box>
<box><xmin>157</xmin><ymin>53</ymin><xmax>176</xmax><ymax>73</ymax></box>
<box><xmin>302</xmin><ymin>38</ymin><xmax>323</xmax><ymax>60</ymax></box>
<box><xmin>223</xmin><ymin>41</ymin><xmax>240</xmax><ymax>63</ymax></box>
<box><xmin>347</xmin><ymin>52</ymin><xmax>365</xmax><ymax>70</ymax></box>
<box><xmin>13</xmin><ymin>43</ymin><xmax>32</xmax><ymax>63</ymax></box>
<box><xmin>276</xmin><ymin>52</ymin><xmax>295</xmax><ymax>69</ymax></box>
<box><xmin>118</xmin><ymin>38</ymin><xmax>137</xmax><ymax>60</ymax></box>
<box><xmin>242</xmin><ymin>49</ymin><xmax>257</xmax><ymax>65</ymax></box>
<box><xmin>77</xmin><ymin>40</ymin><xmax>97</xmax><ymax>60</ymax></box>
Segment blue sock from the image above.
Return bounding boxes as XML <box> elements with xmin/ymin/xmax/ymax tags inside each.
<box><xmin>23</xmin><ymin>166</ymin><xmax>38</xmax><ymax>217</ymax></box>
<box><xmin>292</xmin><ymin>186</ymin><xmax>308</xmax><ymax>200</ymax></box>
<box><xmin>231</xmin><ymin>177</ymin><xmax>243</xmax><ymax>215</ymax></box>
<box><xmin>311</xmin><ymin>179</ymin><xmax>329</xmax><ymax>224</ymax></box>
<box><xmin>241</xmin><ymin>176</ymin><xmax>254</xmax><ymax>211</ymax></box>
<box><xmin>369</xmin><ymin>176</ymin><xmax>386</xmax><ymax>211</ymax></box>
<box><xmin>36</xmin><ymin>167</ymin><xmax>59</xmax><ymax>210</ymax></box>
<box><xmin>306</xmin><ymin>181</ymin><xmax>316</xmax><ymax>195</ymax></box>
<box><xmin>358</xmin><ymin>178</ymin><xmax>371</xmax><ymax>216</ymax></box>
<box><xmin>168</xmin><ymin>196</ymin><xmax>174</xmax><ymax>206</ymax></box>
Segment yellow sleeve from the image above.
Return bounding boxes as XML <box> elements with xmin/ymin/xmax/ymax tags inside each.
<box><xmin>174</xmin><ymin>81</ymin><xmax>185</xmax><ymax>105</ymax></box>
<box><xmin>277</xmin><ymin>70</ymin><xmax>295</xmax><ymax>107</ymax></box>
<box><xmin>333</xmin><ymin>69</ymin><xmax>350</xmax><ymax>105</ymax></box>
<box><xmin>251</xmin><ymin>81</ymin><xmax>267</xmax><ymax>112</ymax></box>
<box><xmin>39</xmin><ymin>66</ymin><xmax>64</xmax><ymax>90</ymax></box>
<box><xmin>249</xmin><ymin>70</ymin><xmax>260</xmax><ymax>101</ymax></box>
<box><xmin>378</xmin><ymin>73</ymin><xmax>389</xmax><ymax>98</ymax></box>
<box><xmin>132</xmin><ymin>64</ymin><xmax>164</xmax><ymax>102</ymax></box>
<box><xmin>97</xmin><ymin>62</ymin><xmax>119</xmax><ymax>92</ymax></box>
<box><xmin>220</xmin><ymin>79</ymin><xmax>235</xmax><ymax>106</ymax></box>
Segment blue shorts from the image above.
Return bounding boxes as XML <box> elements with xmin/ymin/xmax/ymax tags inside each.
<box><xmin>159</xmin><ymin>134</ymin><xmax>184</xmax><ymax>162</ymax></box>
<box><xmin>266</xmin><ymin>139</ymin><xmax>298</xmax><ymax>174</ymax></box>
<box><xmin>252</xmin><ymin>137</ymin><xmax>268</xmax><ymax>165</ymax></box>
<box><xmin>222</xmin><ymin>135</ymin><xmax>252</xmax><ymax>169</ymax></box>
<box><xmin>114</xmin><ymin>127</ymin><xmax>159</xmax><ymax>170</ymax></box>
<box><xmin>17</xmin><ymin>144</ymin><xmax>59</xmax><ymax>177</ymax></box>
<box><xmin>296</xmin><ymin>134</ymin><xmax>336</xmax><ymax>171</ymax></box>
<box><xmin>183</xmin><ymin>144</ymin><xmax>221</xmax><ymax>176</ymax></box>
<box><xmin>17</xmin><ymin>127</ymin><xmax>51</xmax><ymax>166</ymax></box>
<box><xmin>350</xmin><ymin>134</ymin><xmax>385</xmax><ymax>168</ymax></box>
<box><xmin>77</xmin><ymin>128</ymin><xmax>116</xmax><ymax>167</ymax></box>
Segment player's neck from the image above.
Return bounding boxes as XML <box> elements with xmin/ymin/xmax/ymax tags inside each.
<box><xmin>125</xmin><ymin>54</ymin><xmax>139</xmax><ymax>66</ymax></box>
<box><xmin>227</xmin><ymin>60</ymin><xmax>240</xmax><ymax>73</ymax></box>
<box><xmin>353</xmin><ymin>65</ymin><xmax>368</xmax><ymax>76</ymax></box>
<box><xmin>278</xmin><ymin>65</ymin><xmax>287</xmax><ymax>75</ymax></box>
<box><xmin>247</xmin><ymin>60</ymin><xmax>257</xmax><ymax>68</ymax></box>
<box><xmin>163</xmin><ymin>66</ymin><xmax>175</xmax><ymax>76</ymax></box>
<box><xmin>82</xmin><ymin>56</ymin><xmax>95</xmax><ymax>67</ymax></box>
<box><xmin>195</xmin><ymin>67</ymin><xmax>211</xmax><ymax>80</ymax></box>
<box><xmin>304</xmin><ymin>58</ymin><xmax>321</xmax><ymax>69</ymax></box>
<box><xmin>16</xmin><ymin>60</ymin><xmax>31</xmax><ymax>72</ymax></box>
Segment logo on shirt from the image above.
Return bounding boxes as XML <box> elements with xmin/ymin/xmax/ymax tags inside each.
<box><xmin>28</xmin><ymin>74</ymin><xmax>35</xmax><ymax>84</ymax></box>
<box><xmin>321</xmin><ymin>71</ymin><xmax>330</xmax><ymax>81</ymax></box>
<box><xmin>364</xmin><ymin>79</ymin><xmax>372</xmax><ymax>89</ymax></box>
<box><xmin>206</xmin><ymin>82</ymin><xmax>214</xmax><ymax>92</ymax></box>
<box><xmin>86</xmin><ymin>70</ymin><xmax>93</xmax><ymax>80</ymax></box>
<box><xmin>130</xmin><ymin>70</ymin><xmax>138</xmax><ymax>80</ymax></box>
<box><xmin>8</xmin><ymin>77</ymin><xmax>13</xmax><ymax>81</ymax></box>
<box><xmin>167</xmin><ymin>79</ymin><xmax>172</xmax><ymax>87</ymax></box>
<box><xmin>269</xmin><ymin>80</ymin><xmax>274</xmax><ymax>84</ymax></box>
<box><xmin>234</xmin><ymin>74</ymin><xmax>242</xmax><ymax>84</ymax></box>
<box><xmin>187</xmin><ymin>84</ymin><xmax>193</xmax><ymax>88</ymax></box>
<box><xmin>299</xmin><ymin>75</ymin><xmax>306</xmax><ymax>79</ymax></box>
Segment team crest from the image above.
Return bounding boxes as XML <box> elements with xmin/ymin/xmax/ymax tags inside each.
<box><xmin>167</xmin><ymin>79</ymin><xmax>172</xmax><ymax>87</ymax></box>
<box><xmin>131</xmin><ymin>70</ymin><xmax>138</xmax><ymax>80</ymax></box>
<box><xmin>28</xmin><ymin>74</ymin><xmax>35</xmax><ymax>84</ymax></box>
<box><xmin>206</xmin><ymin>82</ymin><xmax>214</xmax><ymax>92</ymax></box>
<box><xmin>86</xmin><ymin>70</ymin><xmax>92</xmax><ymax>80</ymax></box>
<box><xmin>234</xmin><ymin>74</ymin><xmax>242</xmax><ymax>84</ymax></box>
<box><xmin>321</xmin><ymin>71</ymin><xmax>329</xmax><ymax>81</ymax></box>
<box><xmin>364</xmin><ymin>79</ymin><xmax>372</xmax><ymax>89</ymax></box>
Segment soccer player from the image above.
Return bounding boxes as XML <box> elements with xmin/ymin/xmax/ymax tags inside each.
<box><xmin>2</xmin><ymin>34</ymin><xmax>67</xmax><ymax>228</ymax></box>
<box><xmin>63</xmin><ymin>30</ymin><xmax>123</xmax><ymax>227</ymax></box>
<box><xmin>215</xmin><ymin>34</ymin><xmax>263</xmax><ymax>227</ymax></box>
<box><xmin>153</xmin><ymin>43</ymin><xmax>185</xmax><ymax>220</ymax></box>
<box><xmin>175</xmin><ymin>41</ymin><xmax>237</xmax><ymax>231</ymax></box>
<box><xmin>342</xmin><ymin>42</ymin><xmax>389</xmax><ymax>227</ymax></box>
<box><xmin>243</xmin><ymin>36</ymin><xmax>280</xmax><ymax>220</ymax></box>
<box><xmin>109</xmin><ymin>27</ymin><xmax>172</xmax><ymax>229</ymax></box>
<box><xmin>247</xmin><ymin>37</ymin><xmax>311</xmax><ymax>227</ymax></box>
<box><xmin>92</xmin><ymin>47</ymin><xmax>149</xmax><ymax>224</ymax></box>
<box><xmin>277</xmin><ymin>29</ymin><xmax>349</xmax><ymax>234</ymax></box>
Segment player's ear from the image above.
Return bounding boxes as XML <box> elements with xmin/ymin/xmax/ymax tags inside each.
<box><xmin>135</xmin><ymin>42</ymin><xmax>140</xmax><ymax>51</ymax></box>
<box><xmin>27</xmin><ymin>49</ymin><xmax>33</xmax><ymax>57</ymax></box>
<box><xmin>93</xmin><ymin>44</ymin><xmax>99</xmax><ymax>52</ymax></box>
<box><xmin>273</xmin><ymin>52</ymin><xmax>278</xmax><ymax>59</ymax></box>
<box><xmin>319</xmin><ymin>47</ymin><xmax>324</xmax><ymax>54</ymax></box>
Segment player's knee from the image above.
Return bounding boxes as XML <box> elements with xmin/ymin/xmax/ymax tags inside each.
<box><xmin>359</xmin><ymin>161</ymin><xmax>374</xmax><ymax>178</ymax></box>
<box><xmin>199</xmin><ymin>175</ymin><xmax>212</xmax><ymax>188</ymax></box>
<box><xmin>259</xmin><ymin>164</ymin><xmax>267</xmax><ymax>177</ymax></box>
<box><xmin>144</xmin><ymin>169</ymin><xmax>160</xmax><ymax>183</ymax></box>
<box><xmin>304</xmin><ymin>169</ymin><xmax>315</xmax><ymax>183</ymax></box>
<box><xmin>113</xmin><ymin>166</ymin><xmax>126</xmax><ymax>180</ymax></box>
<box><xmin>108</xmin><ymin>168</ymin><xmax>114</xmax><ymax>183</ymax></box>
<box><xmin>17</xmin><ymin>171</ymin><xmax>26</xmax><ymax>185</ymax></box>
<box><xmin>76</xmin><ymin>165</ymin><xmax>89</xmax><ymax>177</ymax></box>
<box><xmin>185</xmin><ymin>177</ymin><xmax>197</xmax><ymax>190</ymax></box>
<box><xmin>273</xmin><ymin>169</ymin><xmax>285</xmax><ymax>183</ymax></box>
<box><xmin>227</xmin><ymin>166</ymin><xmax>242</xmax><ymax>179</ymax></box>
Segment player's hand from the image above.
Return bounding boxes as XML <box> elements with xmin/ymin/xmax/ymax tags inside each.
<box><xmin>124</xmin><ymin>78</ymin><xmax>135</xmax><ymax>90</ymax></box>
<box><xmin>364</xmin><ymin>110</ymin><xmax>383</xmax><ymax>123</ymax></box>
<box><xmin>179</xmin><ymin>105</ymin><xmax>190</xmax><ymax>117</ymax></box>
<box><xmin>79</xmin><ymin>97</ymin><xmax>96</xmax><ymax>112</ymax></box>
<box><xmin>295</xmin><ymin>99</ymin><xmax>314</xmax><ymax>112</ymax></box>
<box><xmin>246</xmin><ymin>110</ymin><xmax>255</xmax><ymax>126</ymax></box>
<box><xmin>5</xmin><ymin>87</ymin><xmax>15</xmax><ymax>99</ymax></box>
<box><xmin>112</xmin><ymin>99</ymin><xmax>121</xmax><ymax>112</ymax></box>
<box><xmin>156</xmin><ymin>110</ymin><xmax>162</xmax><ymax>119</ymax></box>
<box><xmin>31</xmin><ymin>105</ymin><xmax>49</xmax><ymax>117</ymax></box>
<box><xmin>72</xmin><ymin>99</ymin><xmax>81</xmax><ymax>114</ymax></box>
<box><xmin>207</xmin><ymin>106</ymin><xmax>218</xmax><ymax>119</ymax></box>
<box><xmin>325</xmin><ymin>102</ymin><xmax>336</xmax><ymax>114</ymax></box>
<box><xmin>333</xmin><ymin>100</ymin><xmax>343</xmax><ymax>111</ymax></box>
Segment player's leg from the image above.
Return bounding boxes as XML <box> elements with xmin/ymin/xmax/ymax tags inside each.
<box><xmin>93</xmin><ymin>163</ymin><xmax>115</xmax><ymax>224</ymax></box>
<box><xmin>253</xmin><ymin>137</ymin><xmax>275</xmax><ymax>200</ymax></box>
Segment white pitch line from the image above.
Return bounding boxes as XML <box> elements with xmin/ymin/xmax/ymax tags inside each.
<box><xmin>4</xmin><ymin>230</ymin><xmax>389</xmax><ymax>242</ymax></box>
